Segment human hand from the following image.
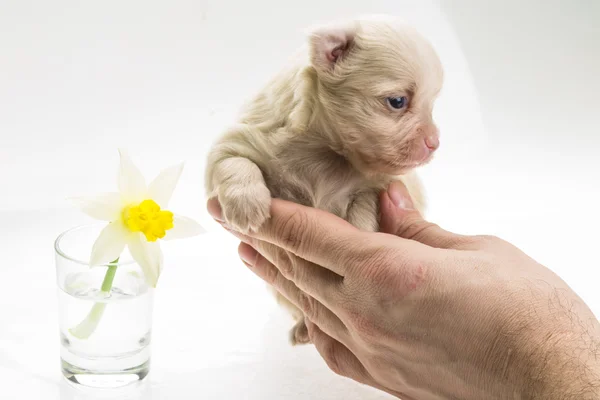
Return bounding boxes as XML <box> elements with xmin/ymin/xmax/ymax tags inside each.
<box><xmin>207</xmin><ymin>182</ymin><xmax>600</xmax><ymax>399</ymax></box>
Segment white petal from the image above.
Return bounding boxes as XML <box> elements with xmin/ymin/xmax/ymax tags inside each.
<box><xmin>69</xmin><ymin>192</ymin><xmax>122</xmax><ymax>221</ymax></box>
<box><xmin>128</xmin><ymin>234</ymin><xmax>163</xmax><ymax>288</ymax></box>
<box><xmin>118</xmin><ymin>149</ymin><xmax>147</xmax><ymax>204</ymax></box>
<box><xmin>164</xmin><ymin>215</ymin><xmax>205</xmax><ymax>240</ymax></box>
<box><xmin>89</xmin><ymin>221</ymin><xmax>129</xmax><ymax>266</ymax></box>
<box><xmin>148</xmin><ymin>163</ymin><xmax>184</xmax><ymax>208</ymax></box>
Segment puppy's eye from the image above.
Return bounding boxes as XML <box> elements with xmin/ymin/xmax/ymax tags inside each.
<box><xmin>386</xmin><ymin>96</ymin><xmax>408</xmax><ymax>110</ymax></box>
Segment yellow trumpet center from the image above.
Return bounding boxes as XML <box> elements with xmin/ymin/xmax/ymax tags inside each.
<box><xmin>123</xmin><ymin>199</ymin><xmax>174</xmax><ymax>242</ymax></box>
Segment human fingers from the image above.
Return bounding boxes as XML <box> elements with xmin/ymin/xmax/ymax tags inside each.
<box><xmin>379</xmin><ymin>181</ymin><xmax>479</xmax><ymax>250</ymax></box>
<box><xmin>246</xmin><ymin>198</ymin><xmax>365</xmax><ymax>276</ymax></box>
<box><xmin>305</xmin><ymin>320</ymin><xmax>416</xmax><ymax>399</ymax></box>
<box><xmin>238</xmin><ymin>242</ymin><xmax>350</xmax><ymax>345</ymax></box>
<box><xmin>305</xmin><ymin>319</ymin><xmax>372</xmax><ymax>383</ymax></box>
<box><xmin>208</xmin><ymin>196</ymin><xmax>358</xmax><ymax>275</ymax></box>
<box><xmin>242</xmin><ymin>239</ymin><xmax>345</xmax><ymax>312</ymax></box>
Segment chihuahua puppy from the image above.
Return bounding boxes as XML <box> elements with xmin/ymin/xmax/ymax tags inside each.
<box><xmin>205</xmin><ymin>15</ymin><xmax>443</xmax><ymax>344</ymax></box>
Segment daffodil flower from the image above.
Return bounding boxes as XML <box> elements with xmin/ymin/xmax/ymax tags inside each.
<box><xmin>68</xmin><ymin>149</ymin><xmax>204</xmax><ymax>339</ymax></box>
<box><xmin>73</xmin><ymin>149</ymin><xmax>204</xmax><ymax>287</ymax></box>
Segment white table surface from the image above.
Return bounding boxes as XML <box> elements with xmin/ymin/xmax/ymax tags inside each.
<box><xmin>1</xmin><ymin>1</ymin><xmax>599</xmax><ymax>399</ymax></box>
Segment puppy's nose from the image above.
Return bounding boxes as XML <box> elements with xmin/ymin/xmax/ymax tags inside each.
<box><xmin>424</xmin><ymin>134</ymin><xmax>439</xmax><ymax>151</ymax></box>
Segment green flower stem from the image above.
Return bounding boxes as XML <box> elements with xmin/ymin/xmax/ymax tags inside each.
<box><xmin>68</xmin><ymin>258</ymin><xmax>120</xmax><ymax>339</ymax></box>
<box><xmin>68</xmin><ymin>303</ymin><xmax>107</xmax><ymax>339</ymax></box>
<box><xmin>101</xmin><ymin>263</ymin><xmax>118</xmax><ymax>292</ymax></box>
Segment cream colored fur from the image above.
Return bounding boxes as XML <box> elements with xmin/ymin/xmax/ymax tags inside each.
<box><xmin>205</xmin><ymin>15</ymin><xmax>443</xmax><ymax>344</ymax></box>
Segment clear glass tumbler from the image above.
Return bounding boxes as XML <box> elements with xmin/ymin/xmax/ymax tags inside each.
<box><xmin>55</xmin><ymin>224</ymin><xmax>153</xmax><ymax>388</ymax></box>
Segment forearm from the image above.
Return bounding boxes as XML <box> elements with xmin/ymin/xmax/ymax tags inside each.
<box><xmin>490</xmin><ymin>300</ymin><xmax>600</xmax><ymax>399</ymax></box>
<box><xmin>526</xmin><ymin>334</ymin><xmax>600</xmax><ymax>399</ymax></box>
<box><xmin>461</xmin><ymin>283</ymin><xmax>600</xmax><ymax>400</ymax></box>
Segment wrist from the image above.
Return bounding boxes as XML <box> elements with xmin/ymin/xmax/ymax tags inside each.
<box><xmin>475</xmin><ymin>291</ymin><xmax>600</xmax><ymax>400</ymax></box>
<box><xmin>506</xmin><ymin>304</ymin><xmax>600</xmax><ymax>399</ymax></box>
<box><xmin>524</xmin><ymin>329</ymin><xmax>600</xmax><ymax>399</ymax></box>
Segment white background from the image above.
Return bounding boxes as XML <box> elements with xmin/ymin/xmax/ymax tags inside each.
<box><xmin>1</xmin><ymin>0</ymin><xmax>599</xmax><ymax>399</ymax></box>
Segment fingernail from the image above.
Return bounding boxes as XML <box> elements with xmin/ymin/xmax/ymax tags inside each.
<box><xmin>225</xmin><ymin>227</ymin><xmax>251</xmax><ymax>244</ymax></box>
<box><xmin>225</xmin><ymin>227</ymin><xmax>240</xmax><ymax>238</ymax></box>
<box><xmin>207</xmin><ymin>198</ymin><xmax>224</xmax><ymax>222</ymax></box>
<box><xmin>387</xmin><ymin>181</ymin><xmax>414</xmax><ymax>210</ymax></box>
<box><xmin>239</xmin><ymin>243</ymin><xmax>258</xmax><ymax>267</ymax></box>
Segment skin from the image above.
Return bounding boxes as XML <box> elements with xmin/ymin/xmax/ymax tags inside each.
<box><xmin>207</xmin><ymin>181</ymin><xmax>600</xmax><ymax>399</ymax></box>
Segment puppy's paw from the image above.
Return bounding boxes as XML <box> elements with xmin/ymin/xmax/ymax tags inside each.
<box><xmin>218</xmin><ymin>182</ymin><xmax>271</xmax><ymax>233</ymax></box>
<box><xmin>289</xmin><ymin>318</ymin><xmax>311</xmax><ymax>346</ymax></box>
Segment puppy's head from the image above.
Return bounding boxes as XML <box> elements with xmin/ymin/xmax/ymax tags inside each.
<box><xmin>309</xmin><ymin>16</ymin><xmax>443</xmax><ymax>175</ymax></box>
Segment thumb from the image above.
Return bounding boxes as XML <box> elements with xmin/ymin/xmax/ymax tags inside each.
<box><xmin>379</xmin><ymin>181</ymin><xmax>474</xmax><ymax>250</ymax></box>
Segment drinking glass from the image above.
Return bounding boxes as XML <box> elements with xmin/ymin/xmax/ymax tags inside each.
<box><xmin>55</xmin><ymin>224</ymin><xmax>153</xmax><ymax>388</ymax></box>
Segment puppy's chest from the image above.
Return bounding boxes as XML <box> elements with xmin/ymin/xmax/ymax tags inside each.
<box><xmin>263</xmin><ymin>155</ymin><xmax>367</xmax><ymax>220</ymax></box>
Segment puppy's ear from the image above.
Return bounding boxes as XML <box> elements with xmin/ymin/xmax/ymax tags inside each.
<box><xmin>308</xmin><ymin>21</ymin><xmax>358</xmax><ymax>72</ymax></box>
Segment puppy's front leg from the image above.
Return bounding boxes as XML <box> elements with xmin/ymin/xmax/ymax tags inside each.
<box><xmin>348</xmin><ymin>175</ymin><xmax>426</xmax><ymax>233</ymax></box>
<box><xmin>347</xmin><ymin>190</ymin><xmax>380</xmax><ymax>232</ymax></box>
<box><xmin>205</xmin><ymin>125</ymin><xmax>272</xmax><ymax>233</ymax></box>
